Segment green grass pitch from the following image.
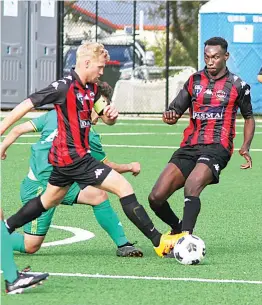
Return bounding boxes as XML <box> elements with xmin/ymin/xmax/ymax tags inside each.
<box><xmin>1</xmin><ymin>117</ymin><xmax>262</xmax><ymax>305</ymax></box>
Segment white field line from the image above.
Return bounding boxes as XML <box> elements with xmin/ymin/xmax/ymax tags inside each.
<box><xmin>2</xmin><ymin>131</ymin><xmax>262</xmax><ymax>138</ymax></box>
<box><xmin>42</xmin><ymin>225</ymin><xmax>94</xmax><ymax>247</ymax></box>
<box><xmin>1</xmin><ymin>112</ymin><xmax>262</xmax><ymax>126</ymax></box>
<box><xmin>98</xmin><ymin>123</ymin><xmax>262</xmax><ymax>128</ymax></box>
<box><xmin>1</xmin><ymin>112</ymin><xmax>262</xmax><ymax>122</ymax></box>
<box><xmin>10</xmin><ymin>142</ymin><xmax>262</xmax><ymax>152</ymax></box>
<box><xmin>27</xmin><ymin>272</ymin><xmax>262</xmax><ymax>285</ymax></box>
<box><xmin>102</xmin><ymin>144</ymin><xmax>262</xmax><ymax>151</ymax></box>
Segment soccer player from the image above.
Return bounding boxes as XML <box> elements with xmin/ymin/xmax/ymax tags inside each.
<box><xmin>0</xmin><ymin>42</ymin><xmax>176</xmax><ymax>257</ymax></box>
<box><xmin>257</xmin><ymin>66</ymin><xmax>262</xmax><ymax>83</ymax></box>
<box><xmin>148</xmin><ymin>37</ymin><xmax>255</xmax><ymax>245</ymax></box>
<box><xmin>1</xmin><ymin>108</ymin><xmax>142</xmax><ymax>257</ymax></box>
<box><xmin>1</xmin><ymin>209</ymin><xmax>49</xmax><ymax>294</ymax></box>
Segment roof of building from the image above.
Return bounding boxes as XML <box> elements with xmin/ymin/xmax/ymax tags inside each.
<box><xmin>200</xmin><ymin>0</ymin><xmax>262</xmax><ymax>14</ymax></box>
<box><xmin>65</xmin><ymin>1</ymin><xmax>166</xmax><ymax>31</ymax></box>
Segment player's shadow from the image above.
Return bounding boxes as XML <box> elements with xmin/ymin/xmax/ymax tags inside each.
<box><xmin>14</xmin><ymin>244</ymin><xmax>165</xmax><ymax>262</ymax></box>
<box><xmin>17</xmin><ymin>247</ymin><xmax>114</xmax><ymax>257</ymax></box>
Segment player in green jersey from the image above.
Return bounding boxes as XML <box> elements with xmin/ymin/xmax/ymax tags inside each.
<box><xmin>1</xmin><ymin>209</ymin><xmax>49</xmax><ymax>294</ymax></box>
<box><xmin>1</xmin><ymin>109</ymin><xmax>142</xmax><ymax>257</ymax></box>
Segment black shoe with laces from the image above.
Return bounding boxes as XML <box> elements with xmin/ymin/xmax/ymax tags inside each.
<box><xmin>5</xmin><ymin>269</ymin><xmax>49</xmax><ymax>294</ymax></box>
<box><xmin>116</xmin><ymin>242</ymin><xmax>143</xmax><ymax>257</ymax></box>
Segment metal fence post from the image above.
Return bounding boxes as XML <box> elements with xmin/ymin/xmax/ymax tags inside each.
<box><xmin>133</xmin><ymin>0</ymin><xmax>137</xmax><ymax>72</ymax></box>
<box><xmin>95</xmin><ymin>0</ymin><xmax>98</xmax><ymax>41</ymax></box>
<box><xmin>56</xmin><ymin>0</ymin><xmax>64</xmax><ymax>79</ymax></box>
<box><xmin>165</xmin><ymin>0</ymin><xmax>170</xmax><ymax>110</ymax></box>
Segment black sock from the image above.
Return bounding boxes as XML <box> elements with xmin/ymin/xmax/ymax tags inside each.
<box><xmin>120</xmin><ymin>194</ymin><xmax>161</xmax><ymax>247</ymax></box>
<box><xmin>151</xmin><ymin>200</ymin><xmax>181</xmax><ymax>231</ymax></box>
<box><xmin>182</xmin><ymin>196</ymin><xmax>201</xmax><ymax>234</ymax></box>
<box><xmin>6</xmin><ymin>196</ymin><xmax>46</xmax><ymax>233</ymax></box>
<box><xmin>171</xmin><ymin>221</ymin><xmax>182</xmax><ymax>234</ymax></box>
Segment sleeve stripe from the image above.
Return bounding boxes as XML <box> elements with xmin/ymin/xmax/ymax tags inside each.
<box><xmin>101</xmin><ymin>157</ymin><xmax>107</xmax><ymax>163</ymax></box>
<box><xmin>29</xmin><ymin>120</ymin><xmax>38</xmax><ymax>132</ymax></box>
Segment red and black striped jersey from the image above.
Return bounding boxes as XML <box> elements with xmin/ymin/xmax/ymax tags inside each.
<box><xmin>29</xmin><ymin>69</ymin><xmax>101</xmax><ymax>166</ymax></box>
<box><xmin>168</xmin><ymin>68</ymin><xmax>253</xmax><ymax>155</ymax></box>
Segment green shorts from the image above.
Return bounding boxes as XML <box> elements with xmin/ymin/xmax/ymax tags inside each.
<box><xmin>20</xmin><ymin>177</ymin><xmax>81</xmax><ymax>235</ymax></box>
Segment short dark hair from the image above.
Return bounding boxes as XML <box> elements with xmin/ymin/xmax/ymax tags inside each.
<box><xmin>97</xmin><ymin>81</ymin><xmax>113</xmax><ymax>100</ymax></box>
<box><xmin>204</xmin><ymin>37</ymin><xmax>228</xmax><ymax>52</ymax></box>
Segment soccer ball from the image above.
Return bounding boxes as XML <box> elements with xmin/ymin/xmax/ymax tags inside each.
<box><xmin>173</xmin><ymin>235</ymin><xmax>206</xmax><ymax>265</ymax></box>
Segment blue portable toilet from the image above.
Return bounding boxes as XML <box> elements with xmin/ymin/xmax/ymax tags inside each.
<box><xmin>199</xmin><ymin>0</ymin><xmax>262</xmax><ymax>113</ymax></box>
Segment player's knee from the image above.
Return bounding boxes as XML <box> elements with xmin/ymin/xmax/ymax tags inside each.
<box><xmin>77</xmin><ymin>185</ymin><xmax>109</xmax><ymax>205</ymax></box>
<box><xmin>0</xmin><ymin>209</ymin><xmax>4</xmax><ymax>220</ymax></box>
<box><xmin>117</xmin><ymin>180</ymin><xmax>134</xmax><ymax>198</ymax></box>
<box><xmin>148</xmin><ymin>191</ymin><xmax>165</xmax><ymax>211</ymax></box>
<box><xmin>41</xmin><ymin>195</ymin><xmax>60</xmax><ymax>209</ymax></box>
<box><xmin>25</xmin><ymin>243</ymin><xmax>41</xmax><ymax>254</ymax></box>
<box><xmin>24</xmin><ymin>235</ymin><xmax>44</xmax><ymax>254</ymax></box>
<box><xmin>184</xmin><ymin>176</ymin><xmax>203</xmax><ymax>197</ymax></box>
<box><xmin>102</xmin><ymin>170</ymin><xmax>134</xmax><ymax>198</ymax></box>
<box><xmin>94</xmin><ymin>190</ymin><xmax>108</xmax><ymax>205</ymax></box>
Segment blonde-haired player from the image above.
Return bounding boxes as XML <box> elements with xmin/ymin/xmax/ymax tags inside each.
<box><xmin>1</xmin><ymin>42</ymin><xmax>178</xmax><ymax>257</ymax></box>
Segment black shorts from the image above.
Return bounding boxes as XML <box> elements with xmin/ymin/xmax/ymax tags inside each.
<box><xmin>169</xmin><ymin>144</ymin><xmax>231</xmax><ymax>184</ymax></box>
<box><xmin>48</xmin><ymin>154</ymin><xmax>112</xmax><ymax>189</ymax></box>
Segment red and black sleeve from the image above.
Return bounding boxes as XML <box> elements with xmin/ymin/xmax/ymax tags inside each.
<box><xmin>168</xmin><ymin>76</ymin><xmax>193</xmax><ymax>115</ymax></box>
<box><xmin>29</xmin><ymin>79</ymin><xmax>70</xmax><ymax>108</ymax></box>
<box><xmin>237</xmin><ymin>83</ymin><xmax>253</xmax><ymax>119</ymax></box>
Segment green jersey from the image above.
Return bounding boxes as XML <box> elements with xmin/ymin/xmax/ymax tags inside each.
<box><xmin>29</xmin><ymin>110</ymin><xmax>106</xmax><ymax>184</ymax></box>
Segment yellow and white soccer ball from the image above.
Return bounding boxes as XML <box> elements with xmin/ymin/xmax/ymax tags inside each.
<box><xmin>173</xmin><ymin>235</ymin><xmax>206</xmax><ymax>265</ymax></box>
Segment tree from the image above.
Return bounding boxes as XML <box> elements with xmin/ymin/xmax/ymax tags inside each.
<box><xmin>171</xmin><ymin>1</ymin><xmax>206</xmax><ymax>68</ymax></box>
<box><xmin>64</xmin><ymin>1</ymin><xmax>81</xmax><ymax>21</ymax></box>
<box><xmin>147</xmin><ymin>1</ymin><xmax>207</xmax><ymax>68</ymax></box>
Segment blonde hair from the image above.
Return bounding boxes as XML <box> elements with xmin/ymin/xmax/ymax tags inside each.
<box><xmin>76</xmin><ymin>42</ymin><xmax>110</xmax><ymax>62</ymax></box>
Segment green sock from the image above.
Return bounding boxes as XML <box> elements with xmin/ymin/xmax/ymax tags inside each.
<box><xmin>93</xmin><ymin>200</ymin><xmax>128</xmax><ymax>247</ymax></box>
<box><xmin>1</xmin><ymin>221</ymin><xmax>18</xmax><ymax>283</ymax></box>
<box><xmin>10</xmin><ymin>232</ymin><xmax>26</xmax><ymax>253</ymax></box>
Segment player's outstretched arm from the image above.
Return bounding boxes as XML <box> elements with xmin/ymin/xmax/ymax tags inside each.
<box><xmin>103</xmin><ymin>160</ymin><xmax>141</xmax><ymax>176</ymax></box>
<box><xmin>239</xmin><ymin>117</ymin><xmax>255</xmax><ymax>169</ymax></box>
<box><xmin>163</xmin><ymin>78</ymin><xmax>192</xmax><ymax>125</ymax></box>
<box><xmin>0</xmin><ymin>99</ymin><xmax>34</xmax><ymax>136</ymax></box>
<box><xmin>238</xmin><ymin>83</ymin><xmax>255</xmax><ymax>169</ymax></box>
<box><xmin>1</xmin><ymin>121</ymin><xmax>35</xmax><ymax>160</ymax></box>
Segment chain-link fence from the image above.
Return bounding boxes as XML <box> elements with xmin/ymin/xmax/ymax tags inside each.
<box><xmin>59</xmin><ymin>1</ymin><xmax>262</xmax><ymax>114</ymax></box>
<box><xmin>1</xmin><ymin>1</ymin><xmax>261</xmax><ymax>112</ymax></box>
<box><xmin>59</xmin><ymin>0</ymin><xmax>191</xmax><ymax>113</ymax></box>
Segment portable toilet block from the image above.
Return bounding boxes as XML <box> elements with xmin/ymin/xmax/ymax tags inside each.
<box><xmin>199</xmin><ymin>0</ymin><xmax>262</xmax><ymax>113</ymax></box>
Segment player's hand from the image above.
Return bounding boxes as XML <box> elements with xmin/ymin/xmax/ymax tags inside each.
<box><xmin>162</xmin><ymin>110</ymin><xmax>181</xmax><ymax>125</ymax></box>
<box><xmin>129</xmin><ymin>162</ymin><xmax>141</xmax><ymax>176</ymax></box>
<box><xmin>0</xmin><ymin>145</ymin><xmax>7</xmax><ymax>160</ymax></box>
<box><xmin>104</xmin><ymin>103</ymin><xmax>118</xmax><ymax>120</ymax></box>
<box><xmin>239</xmin><ymin>147</ymin><xmax>252</xmax><ymax>169</ymax></box>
